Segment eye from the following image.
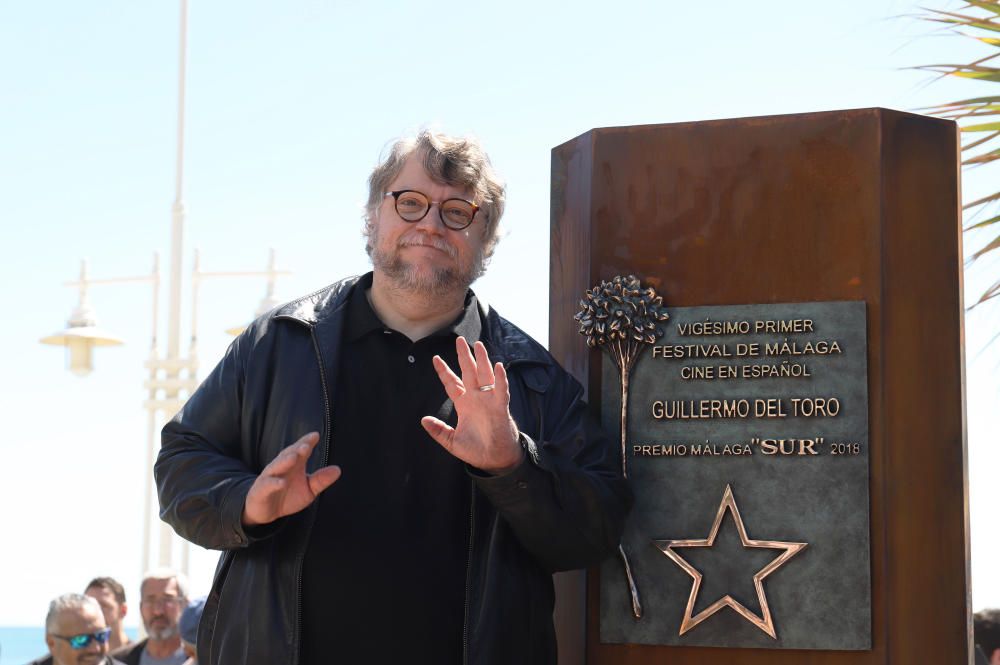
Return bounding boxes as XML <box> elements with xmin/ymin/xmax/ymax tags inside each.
<box><xmin>441</xmin><ymin>200</ymin><xmax>475</xmax><ymax>225</ymax></box>
<box><xmin>397</xmin><ymin>194</ymin><xmax>425</xmax><ymax>210</ymax></box>
<box><xmin>443</xmin><ymin>205</ymin><xmax>471</xmax><ymax>219</ymax></box>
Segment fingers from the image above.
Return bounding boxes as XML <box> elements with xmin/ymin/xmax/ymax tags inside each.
<box><xmin>432</xmin><ymin>355</ymin><xmax>466</xmax><ymax>401</ymax></box>
<box><xmin>308</xmin><ymin>465</ymin><xmax>342</xmax><ymax>495</ymax></box>
<box><xmin>473</xmin><ymin>341</ymin><xmax>496</xmax><ymax>389</ymax></box>
<box><xmin>455</xmin><ymin>336</ymin><xmax>478</xmax><ymax>384</ymax></box>
<box><xmin>495</xmin><ymin>361</ymin><xmax>510</xmax><ymax>398</ymax></box>
<box><xmin>244</xmin><ymin>432</ymin><xmax>328</xmax><ymax>527</ymax></box>
<box><xmin>264</xmin><ymin>432</ymin><xmax>320</xmax><ymax>477</ymax></box>
<box><xmin>421</xmin><ymin>415</ymin><xmax>457</xmax><ymax>454</ymax></box>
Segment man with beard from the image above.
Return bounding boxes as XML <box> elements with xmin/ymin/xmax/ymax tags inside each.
<box><xmin>34</xmin><ymin>594</ymin><xmax>123</xmax><ymax>665</ymax></box>
<box><xmin>155</xmin><ymin>131</ymin><xmax>631</xmax><ymax>665</ymax></box>
<box><xmin>110</xmin><ymin>570</ymin><xmax>188</xmax><ymax>665</ymax></box>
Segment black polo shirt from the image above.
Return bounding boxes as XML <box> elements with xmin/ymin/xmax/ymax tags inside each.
<box><xmin>300</xmin><ymin>277</ymin><xmax>479</xmax><ymax>665</ymax></box>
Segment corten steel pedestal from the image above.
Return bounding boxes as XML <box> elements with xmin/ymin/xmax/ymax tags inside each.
<box><xmin>548</xmin><ymin>109</ymin><xmax>969</xmax><ymax>664</ymax></box>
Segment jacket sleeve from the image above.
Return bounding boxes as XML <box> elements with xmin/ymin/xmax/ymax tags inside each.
<box><xmin>155</xmin><ymin>327</ymin><xmax>273</xmax><ymax>551</ymax></box>
<box><xmin>471</xmin><ymin>367</ymin><xmax>632</xmax><ymax>572</ymax></box>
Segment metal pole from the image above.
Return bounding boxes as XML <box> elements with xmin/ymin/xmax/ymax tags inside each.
<box><xmin>168</xmin><ymin>0</ymin><xmax>187</xmax><ymax>366</ymax></box>
<box><xmin>156</xmin><ymin>0</ymin><xmax>189</xmax><ymax>571</ymax></box>
<box><xmin>141</xmin><ymin>254</ymin><xmax>160</xmax><ymax>576</ymax></box>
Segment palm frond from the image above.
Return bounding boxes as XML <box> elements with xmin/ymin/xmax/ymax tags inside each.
<box><xmin>918</xmin><ymin>0</ymin><xmax>1000</xmax><ymax>311</ymax></box>
<box><xmin>964</xmin><ymin>211</ymin><xmax>1000</xmax><ymax>231</ymax></box>
<box><xmin>964</xmin><ymin>190</ymin><xmax>1000</xmax><ymax>210</ymax></box>
<box><xmin>970</xmin><ymin>278</ymin><xmax>1000</xmax><ymax>309</ymax></box>
<box><xmin>971</xmin><ymin>232</ymin><xmax>1000</xmax><ymax>261</ymax></box>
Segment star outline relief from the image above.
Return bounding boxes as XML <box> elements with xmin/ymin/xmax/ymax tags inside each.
<box><xmin>652</xmin><ymin>484</ymin><xmax>808</xmax><ymax>639</ymax></box>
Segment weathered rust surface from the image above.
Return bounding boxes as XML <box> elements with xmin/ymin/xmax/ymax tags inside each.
<box><xmin>548</xmin><ymin>109</ymin><xmax>968</xmax><ymax>665</ymax></box>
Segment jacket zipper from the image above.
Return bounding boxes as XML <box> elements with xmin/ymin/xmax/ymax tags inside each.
<box><xmin>463</xmin><ymin>478</ymin><xmax>476</xmax><ymax>665</ymax></box>
<box><xmin>291</xmin><ymin>326</ymin><xmax>333</xmax><ymax>665</ymax></box>
<box><xmin>461</xmin><ymin>357</ymin><xmax>538</xmax><ymax>665</ymax></box>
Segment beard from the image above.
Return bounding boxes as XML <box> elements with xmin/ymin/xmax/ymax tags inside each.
<box><xmin>368</xmin><ymin>225</ymin><xmax>484</xmax><ymax>297</ymax></box>
<box><xmin>145</xmin><ymin>619</ymin><xmax>179</xmax><ymax>641</ymax></box>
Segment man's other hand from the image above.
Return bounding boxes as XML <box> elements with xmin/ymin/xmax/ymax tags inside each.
<box><xmin>422</xmin><ymin>337</ymin><xmax>525</xmax><ymax>475</ymax></box>
<box><xmin>242</xmin><ymin>432</ymin><xmax>341</xmax><ymax>527</ymax></box>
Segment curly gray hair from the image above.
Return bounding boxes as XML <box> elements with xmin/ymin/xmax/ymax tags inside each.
<box><xmin>364</xmin><ymin>130</ymin><xmax>506</xmax><ymax>261</ymax></box>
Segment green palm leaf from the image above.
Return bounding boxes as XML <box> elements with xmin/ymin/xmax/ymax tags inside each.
<box><xmin>918</xmin><ymin>1</ymin><xmax>1000</xmax><ymax>308</ymax></box>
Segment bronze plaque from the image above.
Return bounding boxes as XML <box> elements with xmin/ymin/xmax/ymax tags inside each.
<box><xmin>599</xmin><ymin>300</ymin><xmax>871</xmax><ymax>650</ymax></box>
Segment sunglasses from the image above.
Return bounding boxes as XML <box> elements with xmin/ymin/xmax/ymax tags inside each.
<box><xmin>52</xmin><ymin>628</ymin><xmax>112</xmax><ymax>649</ymax></box>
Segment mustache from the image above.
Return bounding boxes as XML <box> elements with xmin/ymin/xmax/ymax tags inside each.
<box><xmin>398</xmin><ymin>234</ymin><xmax>456</xmax><ymax>258</ymax></box>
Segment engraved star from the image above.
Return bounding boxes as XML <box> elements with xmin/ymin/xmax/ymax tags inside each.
<box><xmin>652</xmin><ymin>484</ymin><xmax>807</xmax><ymax>639</ymax></box>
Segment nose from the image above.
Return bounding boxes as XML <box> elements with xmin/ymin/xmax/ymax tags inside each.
<box><xmin>411</xmin><ymin>203</ymin><xmax>447</xmax><ymax>233</ymax></box>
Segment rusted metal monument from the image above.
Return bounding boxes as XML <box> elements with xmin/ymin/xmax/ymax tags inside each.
<box><xmin>548</xmin><ymin>109</ymin><xmax>970</xmax><ymax>664</ymax></box>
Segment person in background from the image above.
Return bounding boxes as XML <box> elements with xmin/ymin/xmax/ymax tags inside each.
<box><xmin>178</xmin><ymin>597</ymin><xmax>205</xmax><ymax>665</ymax></box>
<box><xmin>26</xmin><ymin>576</ymin><xmax>129</xmax><ymax>665</ymax></box>
<box><xmin>83</xmin><ymin>578</ymin><xmax>130</xmax><ymax>651</ymax></box>
<box><xmin>110</xmin><ymin>569</ymin><xmax>188</xmax><ymax>665</ymax></box>
<box><xmin>35</xmin><ymin>593</ymin><xmax>123</xmax><ymax>665</ymax></box>
<box><xmin>975</xmin><ymin>608</ymin><xmax>1000</xmax><ymax>665</ymax></box>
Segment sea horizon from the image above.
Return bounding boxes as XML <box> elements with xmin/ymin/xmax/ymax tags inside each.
<box><xmin>0</xmin><ymin>626</ymin><xmax>140</xmax><ymax>665</ymax></box>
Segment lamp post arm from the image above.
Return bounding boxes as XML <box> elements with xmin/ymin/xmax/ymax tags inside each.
<box><xmin>190</xmin><ymin>248</ymin><xmax>202</xmax><ymax>359</ymax></box>
<box><xmin>189</xmin><ymin>248</ymin><xmax>292</xmax><ymax>357</ymax></box>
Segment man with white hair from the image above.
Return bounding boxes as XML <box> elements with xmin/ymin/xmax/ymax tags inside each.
<box><xmin>33</xmin><ymin>593</ymin><xmax>123</xmax><ymax>665</ymax></box>
<box><xmin>109</xmin><ymin>569</ymin><xmax>188</xmax><ymax>665</ymax></box>
<box><xmin>156</xmin><ymin>131</ymin><xmax>631</xmax><ymax>664</ymax></box>
<box><xmin>26</xmin><ymin>577</ymin><xmax>130</xmax><ymax>665</ymax></box>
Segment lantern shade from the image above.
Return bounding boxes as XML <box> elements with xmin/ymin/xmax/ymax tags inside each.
<box><xmin>224</xmin><ymin>324</ymin><xmax>247</xmax><ymax>337</ymax></box>
<box><xmin>225</xmin><ymin>292</ymin><xmax>282</xmax><ymax>337</ymax></box>
<box><xmin>40</xmin><ymin>326</ymin><xmax>125</xmax><ymax>376</ymax></box>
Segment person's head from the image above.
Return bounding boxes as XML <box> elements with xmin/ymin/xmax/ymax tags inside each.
<box><xmin>139</xmin><ymin>568</ymin><xmax>189</xmax><ymax>642</ymax></box>
<box><xmin>179</xmin><ymin>596</ymin><xmax>206</xmax><ymax>661</ymax></box>
<box><xmin>44</xmin><ymin>593</ymin><xmax>110</xmax><ymax>665</ymax></box>
<box><xmin>364</xmin><ymin>130</ymin><xmax>506</xmax><ymax>296</ymax></box>
<box><xmin>84</xmin><ymin>576</ymin><xmax>127</xmax><ymax>631</ymax></box>
<box><xmin>975</xmin><ymin>608</ymin><xmax>1000</xmax><ymax>664</ymax></box>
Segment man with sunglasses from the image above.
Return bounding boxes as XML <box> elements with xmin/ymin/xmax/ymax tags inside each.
<box><xmin>156</xmin><ymin>131</ymin><xmax>631</xmax><ymax>664</ymax></box>
<box><xmin>38</xmin><ymin>594</ymin><xmax>124</xmax><ymax>665</ymax></box>
<box><xmin>26</xmin><ymin>577</ymin><xmax>130</xmax><ymax>665</ymax></box>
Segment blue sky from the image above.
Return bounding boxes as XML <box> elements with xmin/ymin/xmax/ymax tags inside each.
<box><xmin>1</xmin><ymin>0</ymin><xmax>997</xmax><ymax>632</ymax></box>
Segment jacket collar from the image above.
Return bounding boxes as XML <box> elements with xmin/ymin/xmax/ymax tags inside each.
<box><xmin>274</xmin><ymin>275</ymin><xmax>359</xmax><ymax>326</ymax></box>
<box><xmin>274</xmin><ymin>273</ymin><xmax>553</xmax><ymax>369</ymax></box>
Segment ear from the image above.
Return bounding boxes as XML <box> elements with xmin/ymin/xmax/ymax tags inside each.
<box><xmin>45</xmin><ymin>633</ymin><xmax>55</xmax><ymax>653</ymax></box>
<box><xmin>119</xmin><ymin>602</ymin><xmax>128</xmax><ymax>620</ymax></box>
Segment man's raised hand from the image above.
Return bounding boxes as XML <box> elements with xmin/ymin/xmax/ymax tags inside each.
<box><xmin>242</xmin><ymin>432</ymin><xmax>341</xmax><ymax>527</ymax></box>
<box><xmin>421</xmin><ymin>337</ymin><xmax>525</xmax><ymax>475</ymax></box>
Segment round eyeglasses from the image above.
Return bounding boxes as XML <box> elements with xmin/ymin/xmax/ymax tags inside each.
<box><xmin>384</xmin><ymin>190</ymin><xmax>480</xmax><ymax>230</ymax></box>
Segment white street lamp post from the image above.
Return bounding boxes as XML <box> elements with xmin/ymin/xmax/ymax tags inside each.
<box><xmin>40</xmin><ymin>0</ymin><xmax>290</xmax><ymax>580</ymax></box>
<box><xmin>41</xmin><ymin>251</ymin><xmax>288</xmax><ymax>577</ymax></box>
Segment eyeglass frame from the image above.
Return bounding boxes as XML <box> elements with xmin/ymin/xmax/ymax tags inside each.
<box><xmin>51</xmin><ymin>628</ymin><xmax>112</xmax><ymax>650</ymax></box>
<box><xmin>383</xmin><ymin>190</ymin><xmax>481</xmax><ymax>230</ymax></box>
<box><xmin>140</xmin><ymin>594</ymin><xmax>183</xmax><ymax>609</ymax></box>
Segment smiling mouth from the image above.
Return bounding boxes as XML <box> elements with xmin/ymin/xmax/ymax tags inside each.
<box><xmin>399</xmin><ymin>238</ymin><xmax>455</xmax><ymax>257</ymax></box>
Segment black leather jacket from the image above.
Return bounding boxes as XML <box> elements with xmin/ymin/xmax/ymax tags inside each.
<box><xmin>155</xmin><ymin>276</ymin><xmax>631</xmax><ymax>665</ymax></box>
